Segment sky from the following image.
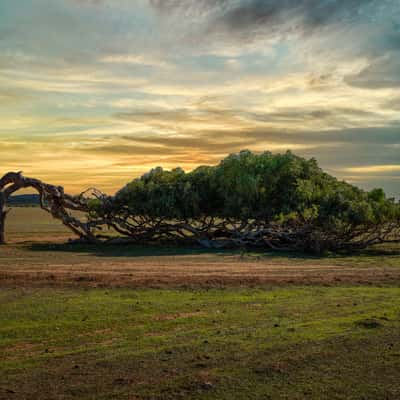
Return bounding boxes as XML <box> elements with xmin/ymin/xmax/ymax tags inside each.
<box><xmin>0</xmin><ymin>0</ymin><xmax>399</xmax><ymax>196</ymax></box>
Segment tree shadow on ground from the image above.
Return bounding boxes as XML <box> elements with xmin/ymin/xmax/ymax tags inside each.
<box><xmin>27</xmin><ymin>242</ymin><xmax>235</xmax><ymax>258</ymax></box>
<box><xmin>26</xmin><ymin>241</ymin><xmax>400</xmax><ymax>260</ymax></box>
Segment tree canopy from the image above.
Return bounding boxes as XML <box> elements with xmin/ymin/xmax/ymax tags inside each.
<box><xmin>99</xmin><ymin>150</ymin><xmax>399</xmax><ymax>252</ymax></box>
<box><xmin>115</xmin><ymin>150</ymin><xmax>397</xmax><ymax>225</ymax></box>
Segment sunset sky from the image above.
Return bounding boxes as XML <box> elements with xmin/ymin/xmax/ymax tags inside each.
<box><xmin>0</xmin><ymin>0</ymin><xmax>399</xmax><ymax>196</ymax></box>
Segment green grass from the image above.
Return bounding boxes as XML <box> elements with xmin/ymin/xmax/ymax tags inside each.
<box><xmin>2</xmin><ymin>207</ymin><xmax>400</xmax><ymax>399</ymax></box>
<box><xmin>1</xmin><ymin>286</ymin><xmax>400</xmax><ymax>399</ymax></box>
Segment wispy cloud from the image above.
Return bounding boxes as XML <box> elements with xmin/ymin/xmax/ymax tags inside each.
<box><xmin>100</xmin><ymin>54</ymin><xmax>173</xmax><ymax>69</ymax></box>
<box><xmin>342</xmin><ymin>165</ymin><xmax>400</xmax><ymax>173</ymax></box>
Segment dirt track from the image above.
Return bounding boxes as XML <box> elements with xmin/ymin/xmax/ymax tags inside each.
<box><xmin>1</xmin><ymin>237</ymin><xmax>400</xmax><ymax>288</ymax></box>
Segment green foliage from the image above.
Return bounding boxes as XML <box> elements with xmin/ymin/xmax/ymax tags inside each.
<box><xmin>115</xmin><ymin>150</ymin><xmax>400</xmax><ymax>227</ymax></box>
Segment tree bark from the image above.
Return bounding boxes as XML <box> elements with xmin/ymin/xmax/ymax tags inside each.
<box><xmin>0</xmin><ymin>171</ymin><xmax>105</xmax><ymax>244</ymax></box>
<box><xmin>0</xmin><ymin>193</ymin><xmax>7</xmax><ymax>244</ymax></box>
<box><xmin>0</xmin><ymin>211</ymin><xmax>6</xmax><ymax>245</ymax></box>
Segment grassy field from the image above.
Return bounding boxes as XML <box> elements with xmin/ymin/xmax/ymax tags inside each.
<box><xmin>1</xmin><ymin>208</ymin><xmax>400</xmax><ymax>399</ymax></box>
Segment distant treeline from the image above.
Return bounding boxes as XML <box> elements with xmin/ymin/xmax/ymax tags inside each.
<box><xmin>7</xmin><ymin>194</ymin><xmax>40</xmax><ymax>207</ymax></box>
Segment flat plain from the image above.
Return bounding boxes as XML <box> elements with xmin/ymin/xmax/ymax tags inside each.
<box><xmin>1</xmin><ymin>208</ymin><xmax>400</xmax><ymax>399</ymax></box>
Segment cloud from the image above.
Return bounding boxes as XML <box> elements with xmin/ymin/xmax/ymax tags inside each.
<box><xmin>0</xmin><ymin>68</ymin><xmax>148</xmax><ymax>94</ymax></box>
<box><xmin>112</xmin><ymin>125</ymin><xmax>400</xmax><ymax>165</ymax></box>
<box><xmin>150</xmin><ymin>0</ymin><xmax>378</xmax><ymax>39</ymax></box>
<box><xmin>0</xmin><ymin>89</ymin><xmax>28</xmax><ymax>105</ymax></box>
<box><xmin>1</xmin><ymin>0</ymin><xmax>399</xmax><ymax>197</ymax></box>
<box><xmin>213</xmin><ymin>0</ymin><xmax>359</xmax><ymax>35</ymax></box>
<box><xmin>149</xmin><ymin>0</ymin><xmax>228</xmax><ymax>15</ymax></box>
<box><xmin>148</xmin><ymin>0</ymin><xmax>400</xmax><ymax>76</ymax></box>
<box><xmin>384</xmin><ymin>96</ymin><xmax>400</xmax><ymax>110</ymax></box>
<box><xmin>345</xmin><ymin>53</ymin><xmax>400</xmax><ymax>89</ymax></box>
<box><xmin>70</xmin><ymin>0</ymin><xmax>105</xmax><ymax>5</ymax></box>
<box><xmin>1</xmin><ymin>124</ymin><xmax>399</xmax><ymax>196</ymax></box>
<box><xmin>100</xmin><ymin>54</ymin><xmax>172</xmax><ymax>69</ymax></box>
<box><xmin>341</xmin><ymin>165</ymin><xmax>400</xmax><ymax>173</ymax></box>
<box><xmin>114</xmin><ymin>103</ymin><xmax>391</xmax><ymax>134</ymax></box>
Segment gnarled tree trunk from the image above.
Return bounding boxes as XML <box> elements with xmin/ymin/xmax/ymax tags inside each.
<box><xmin>0</xmin><ymin>171</ymin><xmax>105</xmax><ymax>245</ymax></box>
<box><xmin>0</xmin><ymin>193</ymin><xmax>7</xmax><ymax>244</ymax></box>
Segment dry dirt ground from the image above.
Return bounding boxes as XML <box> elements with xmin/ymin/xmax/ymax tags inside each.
<box><xmin>1</xmin><ymin>207</ymin><xmax>400</xmax><ymax>288</ymax></box>
<box><xmin>1</xmin><ymin>241</ymin><xmax>400</xmax><ymax>288</ymax></box>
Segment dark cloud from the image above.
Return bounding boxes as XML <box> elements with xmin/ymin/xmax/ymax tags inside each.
<box><xmin>245</xmin><ymin>126</ymin><xmax>400</xmax><ymax>147</ymax></box>
<box><xmin>114</xmin><ymin>107</ymin><xmax>249</xmax><ymax>135</ymax></box>
<box><xmin>117</xmin><ymin>125</ymin><xmax>400</xmax><ymax>156</ymax></box>
<box><xmin>383</xmin><ymin>30</ymin><xmax>400</xmax><ymax>51</ymax></box>
<box><xmin>345</xmin><ymin>54</ymin><xmax>400</xmax><ymax>89</ymax></box>
<box><xmin>149</xmin><ymin>0</ymin><xmax>228</xmax><ymax>14</ymax></box>
<box><xmin>115</xmin><ymin>105</ymin><xmax>384</xmax><ymax>130</ymax></box>
<box><xmin>343</xmin><ymin>20</ymin><xmax>400</xmax><ymax>89</ymax></box>
<box><xmin>222</xmin><ymin>126</ymin><xmax>400</xmax><ymax>148</ymax></box>
<box><xmin>150</xmin><ymin>0</ymin><xmax>378</xmax><ymax>37</ymax></box>
<box><xmin>121</xmin><ymin>134</ymin><xmax>256</xmax><ymax>153</ymax></box>
<box><xmin>86</xmin><ymin>138</ymin><xmax>255</xmax><ymax>158</ymax></box>
<box><xmin>246</xmin><ymin>107</ymin><xmax>379</xmax><ymax>123</ymax></box>
<box><xmin>83</xmin><ymin>144</ymin><xmax>182</xmax><ymax>156</ymax></box>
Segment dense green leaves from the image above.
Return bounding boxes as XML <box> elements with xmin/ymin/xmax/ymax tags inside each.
<box><xmin>115</xmin><ymin>150</ymin><xmax>399</xmax><ymax>227</ymax></box>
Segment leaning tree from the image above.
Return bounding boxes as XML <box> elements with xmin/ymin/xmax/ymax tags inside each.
<box><xmin>1</xmin><ymin>151</ymin><xmax>399</xmax><ymax>252</ymax></box>
<box><xmin>0</xmin><ymin>171</ymin><xmax>107</xmax><ymax>244</ymax></box>
<box><xmin>93</xmin><ymin>150</ymin><xmax>400</xmax><ymax>253</ymax></box>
